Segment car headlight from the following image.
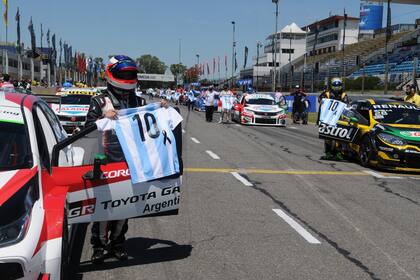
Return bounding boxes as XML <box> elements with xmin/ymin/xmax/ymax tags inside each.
<box><xmin>378</xmin><ymin>133</ymin><xmax>407</xmax><ymax>146</ymax></box>
<box><xmin>243</xmin><ymin>108</ymin><xmax>254</xmax><ymax>115</ymax></box>
<box><xmin>0</xmin><ymin>176</ymin><xmax>38</xmax><ymax>247</ymax></box>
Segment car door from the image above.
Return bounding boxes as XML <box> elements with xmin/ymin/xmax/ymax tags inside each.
<box><xmin>49</xmin><ymin>122</ymin><xmax>182</xmax><ymax>225</ymax></box>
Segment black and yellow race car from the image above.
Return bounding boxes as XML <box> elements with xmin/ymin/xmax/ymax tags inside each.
<box><xmin>319</xmin><ymin>99</ymin><xmax>420</xmax><ymax>172</ymax></box>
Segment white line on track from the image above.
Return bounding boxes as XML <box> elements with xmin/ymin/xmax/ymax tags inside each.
<box><xmin>289</xmin><ymin>126</ymin><xmax>298</xmax><ymax>130</ymax></box>
<box><xmin>235</xmin><ymin>124</ymin><xmax>241</xmax><ymax>127</ymax></box>
<box><xmin>363</xmin><ymin>170</ymin><xmax>402</xmax><ymax>179</ymax></box>
<box><xmin>182</xmin><ymin>129</ymin><xmax>186</xmax><ymax>134</ymax></box>
<box><xmin>363</xmin><ymin>170</ymin><xmax>386</xmax><ymax>178</ymax></box>
<box><xmin>190</xmin><ymin>137</ymin><xmax>200</xmax><ymax>144</ymax></box>
<box><xmin>206</xmin><ymin>150</ymin><xmax>220</xmax><ymax>160</ymax></box>
<box><xmin>230</xmin><ymin>172</ymin><xmax>253</xmax><ymax>186</ymax></box>
<box><xmin>272</xmin><ymin>209</ymin><xmax>321</xmax><ymax>244</ymax></box>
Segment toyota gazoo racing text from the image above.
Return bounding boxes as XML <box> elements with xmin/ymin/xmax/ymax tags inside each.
<box><xmin>232</xmin><ymin>94</ymin><xmax>287</xmax><ymax>126</ymax></box>
<box><xmin>319</xmin><ymin>99</ymin><xmax>420</xmax><ymax>172</ymax></box>
<box><xmin>0</xmin><ymin>91</ymin><xmax>183</xmax><ymax>279</ymax></box>
<box><xmin>51</xmin><ymin>88</ymin><xmax>98</xmax><ymax>134</ymax></box>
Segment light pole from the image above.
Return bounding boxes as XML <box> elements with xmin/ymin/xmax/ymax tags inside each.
<box><xmin>256</xmin><ymin>41</ymin><xmax>262</xmax><ymax>91</ymax></box>
<box><xmin>272</xmin><ymin>0</ymin><xmax>279</xmax><ymax>92</ymax></box>
<box><xmin>196</xmin><ymin>54</ymin><xmax>200</xmax><ymax>82</ymax></box>
<box><xmin>384</xmin><ymin>0</ymin><xmax>391</xmax><ymax>94</ymax></box>
<box><xmin>231</xmin><ymin>21</ymin><xmax>236</xmax><ymax>88</ymax></box>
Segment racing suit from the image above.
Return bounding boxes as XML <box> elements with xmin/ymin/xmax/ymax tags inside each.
<box><xmin>322</xmin><ymin>90</ymin><xmax>350</xmax><ymax>157</ymax></box>
<box><xmin>85</xmin><ymin>90</ymin><xmax>146</xmax><ymax>250</ymax></box>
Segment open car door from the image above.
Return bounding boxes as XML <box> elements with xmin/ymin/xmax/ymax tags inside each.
<box><xmin>49</xmin><ymin>123</ymin><xmax>182</xmax><ymax>225</ymax></box>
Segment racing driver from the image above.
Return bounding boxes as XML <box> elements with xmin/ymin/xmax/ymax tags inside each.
<box><xmin>85</xmin><ymin>55</ymin><xmax>146</xmax><ymax>263</ymax></box>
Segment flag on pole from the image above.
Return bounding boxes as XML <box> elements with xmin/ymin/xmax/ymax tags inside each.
<box><xmin>243</xmin><ymin>46</ymin><xmax>249</xmax><ymax>69</ymax></box>
<box><xmin>206</xmin><ymin>62</ymin><xmax>210</xmax><ymax>76</ymax></box>
<box><xmin>218</xmin><ymin>56</ymin><xmax>220</xmax><ymax>73</ymax></box>
<box><xmin>28</xmin><ymin>17</ymin><xmax>37</xmax><ymax>58</ymax></box>
<box><xmin>47</xmin><ymin>29</ymin><xmax>50</xmax><ymax>47</ymax></box>
<box><xmin>15</xmin><ymin>7</ymin><xmax>20</xmax><ymax>54</ymax></box>
<box><xmin>3</xmin><ymin>0</ymin><xmax>8</xmax><ymax>28</ymax></box>
<box><xmin>52</xmin><ymin>34</ymin><xmax>56</xmax><ymax>64</ymax></box>
<box><xmin>59</xmin><ymin>39</ymin><xmax>62</xmax><ymax>66</ymax></box>
<box><xmin>225</xmin><ymin>55</ymin><xmax>228</xmax><ymax>71</ymax></box>
<box><xmin>213</xmin><ymin>58</ymin><xmax>216</xmax><ymax>74</ymax></box>
<box><xmin>234</xmin><ymin>52</ymin><xmax>238</xmax><ymax>71</ymax></box>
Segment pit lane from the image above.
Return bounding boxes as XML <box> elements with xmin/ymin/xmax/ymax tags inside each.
<box><xmin>70</xmin><ymin>104</ymin><xmax>420</xmax><ymax>280</ymax></box>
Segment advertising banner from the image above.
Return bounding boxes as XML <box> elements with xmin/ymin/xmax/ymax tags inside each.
<box><xmin>359</xmin><ymin>2</ymin><xmax>383</xmax><ymax>31</ymax></box>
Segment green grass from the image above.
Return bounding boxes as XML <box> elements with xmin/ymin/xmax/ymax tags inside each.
<box><xmin>288</xmin><ymin>113</ymin><xmax>318</xmax><ymax>124</ymax></box>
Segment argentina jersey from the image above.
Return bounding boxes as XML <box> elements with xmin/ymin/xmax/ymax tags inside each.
<box><xmin>319</xmin><ymin>99</ymin><xmax>347</xmax><ymax>126</ymax></box>
<box><xmin>96</xmin><ymin>103</ymin><xmax>183</xmax><ymax>184</ymax></box>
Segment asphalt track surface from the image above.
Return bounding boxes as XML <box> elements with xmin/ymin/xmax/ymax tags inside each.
<box><xmin>72</xmin><ymin>103</ymin><xmax>420</xmax><ymax>280</ymax></box>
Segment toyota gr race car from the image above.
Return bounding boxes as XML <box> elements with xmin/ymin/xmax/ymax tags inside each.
<box><xmin>232</xmin><ymin>94</ymin><xmax>287</xmax><ymax>126</ymax></box>
<box><xmin>319</xmin><ymin>99</ymin><xmax>420</xmax><ymax>172</ymax></box>
<box><xmin>0</xmin><ymin>91</ymin><xmax>182</xmax><ymax>280</ymax></box>
<box><xmin>51</xmin><ymin>88</ymin><xmax>98</xmax><ymax>134</ymax></box>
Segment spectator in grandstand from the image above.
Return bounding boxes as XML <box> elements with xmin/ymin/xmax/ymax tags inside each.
<box><xmin>404</xmin><ymin>84</ymin><xmax>420</xmax><ymax>106</ymax></box>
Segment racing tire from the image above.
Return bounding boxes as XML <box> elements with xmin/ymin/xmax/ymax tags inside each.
<box><xmin>60</xmin><ymin>209</ymin><xmax>69</xmax><ymax>280</ymax></box>
<box><xmin>359</xmin><ymin>136</ymin><xmax>374</xmax><ymax>167</ymax></box>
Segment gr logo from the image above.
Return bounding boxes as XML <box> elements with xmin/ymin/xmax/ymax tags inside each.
<box><xmin>68</xmin><ymin>198</ymin><xmax>96</xmax><ymax>218</ymax></box>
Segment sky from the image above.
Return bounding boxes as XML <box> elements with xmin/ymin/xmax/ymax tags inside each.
<box><xmin>3</xmin><ymin>0</ymin><xmax>420</xmax><ymax>73</ymax></box>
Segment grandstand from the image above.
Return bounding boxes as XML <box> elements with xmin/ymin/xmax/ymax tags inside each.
<box><xmin>281</xmin><ymin>26</ymin><xmax>420</xmax><ymax>89</ymax></box>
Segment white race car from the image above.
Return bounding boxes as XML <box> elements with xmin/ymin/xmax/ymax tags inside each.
<box><xmin>51</xmin><ymin>89</ymin><xmax>97</xmax><ymax>134</ymax></box>
<box><xmin>232</xmin><ymin>94</ymin><xmax>287</xmax><ymax>126</ymax></box>
<box><xmin>0</xmin><ymin>91</ymin><xmax>182</xmax><ymax>280</ymax></box>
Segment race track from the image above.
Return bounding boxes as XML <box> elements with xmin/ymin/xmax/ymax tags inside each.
<box><xmin>72</xmin><ymin>104</ymin><xmax>420</xmax><ymax>280</ymax></box>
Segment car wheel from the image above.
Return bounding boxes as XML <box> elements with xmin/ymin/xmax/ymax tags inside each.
<box><xmin>60</xmin><ymin>209</ymin><xmax>69</xmax><ymax>280</ymax></box>
<box><xmin>359</xmin><ymin>136</ymin><xmax>373</xmax><ymax>167</ymax></box>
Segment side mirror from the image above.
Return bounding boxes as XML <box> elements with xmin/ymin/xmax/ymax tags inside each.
<box><xmin>82</xmin><ymin>154</ymin><xmax>107</xmax><ymax>181</ymax></box>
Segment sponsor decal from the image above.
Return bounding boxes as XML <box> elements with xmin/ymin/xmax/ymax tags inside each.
<box><xmin>0</xmin><ymin>107</ymin><xmax>24</xmax><ymax>124</ymax></box>
<box><xmin>373</xmin><ymin>104</ymin><xmax>419</xmax><ymax>110</ymax></box>
<box><xmin>100</xmin><ymin>186</ymin><xmax>181</xmax><ymax>214</ymax></box>
<box><xmin>378</xmin><ymin>146</ymin><xmax>393</xmax><ymax>152</ymax></box>
<box><xmin>405</xmin><ymin>149</ymin><xmax>420</xmax><ymax>155</ymax></box>
<box><xmin>318</xmin><ymin>123</ymin><xmax>359</xmax><ymax>142</ymax></box>
<box><xmin>68</xmin><ymin>198</ymin><xmax>96</xmax><ymax>218</ymax></box>
<box><xmin>401</xmin><ymin>131</ymin><xmax>420</xmax><ymax>138</ymax></box>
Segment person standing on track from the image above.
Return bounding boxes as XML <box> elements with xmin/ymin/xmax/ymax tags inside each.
<box><xmin>219</xmin><ymin>84</ymin><xmax>234</xmax><ymax>123</ymax></box>
<box><xmin>187</xmin><ymin>87</ymin><xmax>197</xmax><ymax>111</ymax></box>
<box><xmin>85</xmin><ymin>55</ymin><xmax>146</xmax><ymax>264</ymax></box>
<box><xmin>320</xmin><ymin>77</ymin><xmax>350</xmax><ymax>160</ymax></box>
<box><xmin>204</xmin><ymin>85</ymin><xmax>216</xmax><ymax>122</ymax></box>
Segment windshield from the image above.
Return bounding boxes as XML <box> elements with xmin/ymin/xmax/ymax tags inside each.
<box><xmin>246</xmin><ymin>98</ymin><xmax>275</xmax><ymax>105</ymax></box>
<box><xmin>0</xmin><ymin>122</ymin><xmax>32</xmax><ymax>170</ymax></box>
<box><xmin>61</xmin><ymin>95</ymin><xmax>92</xmax><ymax>105</ymax></box>
<box><xmin>373</xmin><ymin>108</ymin><xmax>420</xmax><ymax>125</ymax></box>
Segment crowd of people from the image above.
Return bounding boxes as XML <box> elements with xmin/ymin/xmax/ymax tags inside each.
<box><xmin>141</xmin><ymin>84</ymin><xmax>238</xmax><ymax>124</ymax></box>
<box><xmin>0</xmin><ymin>74</ymin><xmax>33</xmax><ymax>91</ymax></box>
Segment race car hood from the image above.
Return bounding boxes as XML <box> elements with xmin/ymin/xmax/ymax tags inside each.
<box><xmin>379</xmin><ymin>124</ymin><xmax>420</xmax><ymax>142</ymax></box>
<box><xmin>246</xmin><ymin>105</ymin><xmax>283</xmax><ymax>113</ymax></box>
<box><xmin>51</xmin><ymin>104</ymin><xmax>90</xmax><ymax>117</ymax></box>
<box><xmin>0</xmin><ymin>168</ymin><xmax>37</xmax><ymax>206</ymax></box>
